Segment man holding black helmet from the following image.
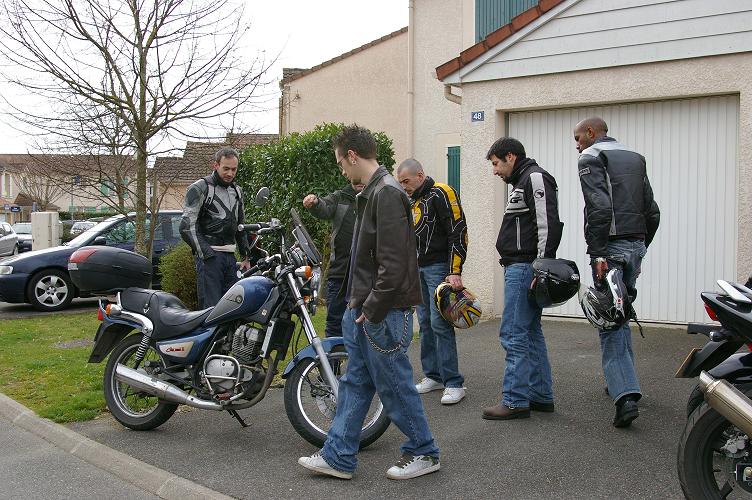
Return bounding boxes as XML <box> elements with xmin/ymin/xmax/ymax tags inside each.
<box><xmin>573</xmin><ymin>117</ymin><xmax>660</xmax><ymax>428</ymax></box>
<box><xmin>482</xmin><ymin>137</ymin><xmax>563</xmax><ymax>421</ymax></box>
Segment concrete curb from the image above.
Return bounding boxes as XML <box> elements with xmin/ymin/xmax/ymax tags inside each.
<box><xmin>0</xmin><ymin>392</ymin><xmax>234</xmax><ymax>500</ymax></box>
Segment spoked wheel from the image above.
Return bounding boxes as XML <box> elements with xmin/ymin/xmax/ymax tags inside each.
<box><xmin>103</xmin><ymin>334</ymin><xmax>178</xmax><ymax>430</ymax></box>
<box><xmin>678</xmin><ymin>385</ymin><xmax>752</xmax><ymax>499</ymax></box>
<box><xmin>284</xmin><ymin>348</ymin><xmax>390</xmax><ymax>449</ymax></box>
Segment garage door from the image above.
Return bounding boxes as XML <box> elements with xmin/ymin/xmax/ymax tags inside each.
<box><xmin>508</xmin><ymin>95</ymin><xmax>739</xmax><ymax>323</ymax></box>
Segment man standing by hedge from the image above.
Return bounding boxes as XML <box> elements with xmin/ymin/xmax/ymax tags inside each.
<box><xmin>303</xmin><ymin>180</ymin><xmax>363</xmax><ymax>337</ymax></box>
<box><xmin>179</xmin><ymin>147</ymin><xmax>252</xmax><ymax>309</ymax></box>
<box><xmin>396</xmin><ymin>159</ymin><xmax>468</xmax><ymax>405</ymax></box>
<box><xmin>298</xmin><ymin>125</ymin><xmax>439</xmax><ymax>480</ymax></box>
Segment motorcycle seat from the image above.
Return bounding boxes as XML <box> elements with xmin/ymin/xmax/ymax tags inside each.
<box><xmin>120</xmin><ymin>288</ymin><xmax>213</xmax><ymax>340</ymax></box>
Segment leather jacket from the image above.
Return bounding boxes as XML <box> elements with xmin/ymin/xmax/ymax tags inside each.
<box><xmin>307</xmin><ymin>183</ymin><xmax>357</xmax><ymax>280</ymax></box>
<box><xmin>578</xmin><ymin>137</ymin><xmax>660</xmax><ymax>256</ymax></box>
<box><xmin>345</xmin><ymin>167</ymin><xmax>422</xmax><ymax>323</ymax></box>
<box><xmin>179</xmin><ymin>171</ymin><xmax>251</xmax><ymax>260</ymax></box>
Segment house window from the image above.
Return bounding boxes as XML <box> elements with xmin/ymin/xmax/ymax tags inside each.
<box><xmin>475</xmin><ymin>0</ymin><xmax>537</xmax><ymax>42</ymax></box>
<box><xmin>447</xmin><ymin>146</ymin><xmax>461</xmax><ymax>194</ymax></box>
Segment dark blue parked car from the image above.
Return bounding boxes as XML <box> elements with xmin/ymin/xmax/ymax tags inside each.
<box><xmin>0</xmin><ymin>211</ymin><xmax>183</xmax><ymax>311</ymax></box>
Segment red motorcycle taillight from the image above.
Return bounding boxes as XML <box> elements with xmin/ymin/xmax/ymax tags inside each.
<box><xmin>704</xmin><ymin>303</ymin><xmax>719</xmax><ymax>322</ymax></box>
<box><xmin>69</xmin><ymin>248</ymin><xmax>98</xmax><ymax>264</ymax></box>
<box><xmin>97</xmin><ymin>308</ymin><xmax>104</xmax><ymax>321</ymax></box>
<box><xmin>747</xmin><ymin>344</ymin><xmax>752</xmax><ymax>352</ymax></box>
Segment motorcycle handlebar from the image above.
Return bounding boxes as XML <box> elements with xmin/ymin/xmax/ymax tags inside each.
<box><xmin>238</xmin><ymin>218</ymin><xmax>282</xmax><ymax>234</ymax></box>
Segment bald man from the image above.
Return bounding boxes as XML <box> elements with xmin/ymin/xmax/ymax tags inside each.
<box><xmin>573</xmin><ymin>117</ymin><xmax>660</xmax><ymax>428</ymax></box>
<box><xmin>397</xmin><ymin>159</ymin><xmax>468</xmax><ymax>405</ymax></box>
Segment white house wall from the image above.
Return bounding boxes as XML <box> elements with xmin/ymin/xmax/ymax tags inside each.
<box><xmin>463</xmin><ymin>0</ymin><xmax>752</xmax><ymax>82</ymax></box>
<box><xmin>411</xmin><ymin>0</ymin><xmax>473</xmax><ymax>182</ymax></box>
<box><xmin>458</xmin><ymin>53</ymin><xmax>752</xmax><ymax>322</ymax></box>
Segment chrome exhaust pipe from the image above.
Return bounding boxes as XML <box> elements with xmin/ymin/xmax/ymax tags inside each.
<box><xmin>115</xmin><ymin>364</ymin><xmax>223</xmax><ymax>411</ymax></box>
<box><xmin>699</xmin><ymin>371</ymin><xmax>752</xmax><ymax>436</ymax></box>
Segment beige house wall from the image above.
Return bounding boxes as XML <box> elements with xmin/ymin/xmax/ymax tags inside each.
<box><xmin>457</xmin><ymin>53</ymin><xmax>752</xmax><ymax>317</ymax></box>
<box><xmin>411</xmin><ymin>0</ymin><xmax>472</xmax><ymax>183</ymax></box>
<box><xmin>281</xmin><ymin>32</ymin><xmax>409</xmax><ymax>165</ymax></box>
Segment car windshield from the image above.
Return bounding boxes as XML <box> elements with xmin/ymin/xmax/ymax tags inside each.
<box><xmin>12</xmin><ymin>223</ymin><xmax>31</xmax><ymax>234</ymax></box>
<box><xmin>64</xmin><ymin>216</ymin><xmax>123</xmax><ymax>247</ymax></box>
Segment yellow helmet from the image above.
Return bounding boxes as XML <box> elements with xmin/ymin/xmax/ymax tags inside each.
<box><xmin>434</xmin><ymin>282</ymin><xmax>482</xmax><ymax>329</ymax></box>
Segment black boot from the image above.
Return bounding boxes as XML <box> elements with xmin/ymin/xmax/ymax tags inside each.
<box><xmin>613</xmin><ymin>395</ymin><xmax>639</xmax><ymax>428</ymax></box>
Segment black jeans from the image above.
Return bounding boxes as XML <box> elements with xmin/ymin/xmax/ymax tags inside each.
<box><xmin>195</xmin><ymin>252</ymin><xmax>238</xmax><ymax>309</ymax></box>
<box><xmin>325</xmin><ymin>277</ymin><xmax>347</xmax><ymax>337</ymax></box>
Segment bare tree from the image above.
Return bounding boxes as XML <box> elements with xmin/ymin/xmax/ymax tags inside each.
<box><xmin>0</xmin><ymin>0</ymin><xmax>273</xmax><ymax>257</ymax></box>
<box><xmin>14</xmin><ymin>165</ymin><xmax>64</xmax><ymax>210</ymax></box>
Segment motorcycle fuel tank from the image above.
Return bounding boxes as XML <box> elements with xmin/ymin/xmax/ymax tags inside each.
<box><xmin>205</xmin><ymin>276</ymin><xmax>279</xmax><ymax>325</ymax></box>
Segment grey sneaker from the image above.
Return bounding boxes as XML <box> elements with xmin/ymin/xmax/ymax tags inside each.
<box><xmin>298</xmin><ymin>451</ymin><xmax>352</xmax><ymax>479</ymax></box>
<box><xmin>386</xmin><ymin>453</ymin><xmax>440</xmax><ymax>480</ymax></box>
<box><xmin>415</xmin><ymin>377</ymin><xmax>444</xmax><ymax>394</ymax></box>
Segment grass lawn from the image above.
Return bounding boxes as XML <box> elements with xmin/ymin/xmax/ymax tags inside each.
<box><xmin>0</xmin><ymin>308</ymin><xmax>328</xmax><ymax>423</ymax></box>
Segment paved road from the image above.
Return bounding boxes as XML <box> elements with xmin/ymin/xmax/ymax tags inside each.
<box><xmin>0</xmin><ymin>298</ymin><xmax>99</xmax><ymax>319</ymax></box>
<box><xmin>71</xmin><ymin>318</ymin><xmax>705</xmax><ymax>499</ymax></box>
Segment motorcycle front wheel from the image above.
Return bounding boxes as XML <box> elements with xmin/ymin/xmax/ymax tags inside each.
<box><xmin>284</xmin><ymin>347</ymin><xmax>391</xmax><ymax>449</ymax></box>
<box><xmin>678</xmin><ymin>387</ymin><xmax>752</xmax><ymax>499</ymax></box>
<box><xmin>103</xmin><ymin>334</ymin><xmax>178</xmax><ymax>431</ymax></box>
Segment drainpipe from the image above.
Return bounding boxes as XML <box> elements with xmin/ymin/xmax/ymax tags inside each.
<box><xmin>443</xmin><ymin>84</ymin><xmax>461</xmax><ymax>105</ymax></box>
<box><xmin>407</xmin><ymin>0</ymin><xmax>415</xmax><ymax>157</ymax></box>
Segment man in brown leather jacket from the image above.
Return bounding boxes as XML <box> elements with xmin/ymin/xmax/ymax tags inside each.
<box><xmin>298</xmin><ymin>125</ymin><xmax>439</xmax><ymax>481</ymax></box>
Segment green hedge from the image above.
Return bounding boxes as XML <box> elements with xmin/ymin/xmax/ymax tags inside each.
<box><xmin>235</xmin><ymin>123</ymin><xmax>395</xmax><ymax>265</ymax></box>
<box><xmin>158</xmin><ymin>242</ymin><xmax>198</xmax><ymax>310</ymax></box>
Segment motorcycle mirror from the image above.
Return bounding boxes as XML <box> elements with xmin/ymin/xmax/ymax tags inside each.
<box><xmin>254</xmin><ymin>187</ymin><xmax>270</xmax><ymax>208</ymax></box>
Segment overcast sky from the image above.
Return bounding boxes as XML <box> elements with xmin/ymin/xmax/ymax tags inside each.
<box><xmin>0</xmin><ymin>0</ymin><xmax>409</xmax><ymax>154</ymax></box>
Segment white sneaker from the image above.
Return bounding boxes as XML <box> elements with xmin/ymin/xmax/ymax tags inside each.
<box><xmin>298</xmin><ymin>451</ymin><xmax>352</xmax><ymax>479</ymax></box>
<box><xmin>415</xmin><ymin>377</ymin><xmax>444</xmax><ymax>394</ymax></box>
<box><xmin>441</xmin><ymin>387</ymin><xmax>466</xmax><ymax>405</ymax></box>
<box><xmin>386</xmin><ymin>453</ymin><xmax>440</xmax><ymax>480</ymax></box>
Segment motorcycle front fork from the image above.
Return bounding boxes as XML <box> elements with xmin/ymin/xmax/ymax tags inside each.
<box><xmin>286</xmin><ymin>273</ymin><xmax>340</xmax><ymax>398</ymax></box>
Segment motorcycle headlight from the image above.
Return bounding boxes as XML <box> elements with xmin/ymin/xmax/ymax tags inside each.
<box><xmin>0</xmin><ymin>265</ymin><xmax>13</xmax><ymax>275</ymax></box>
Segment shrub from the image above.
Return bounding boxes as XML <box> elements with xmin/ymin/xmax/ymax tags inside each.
<box><xmin>158</xmin><ymin>242</ymin><xmax>198</xmax><ymax>310</ymax></box>
<box><xmin>235</xmin><ymin>122</ymin><xmax>395</xmax><ymax>273</ymax></box>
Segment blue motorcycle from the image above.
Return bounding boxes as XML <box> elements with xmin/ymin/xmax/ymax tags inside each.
<box><xmin>69</xmin><ymin>189</ymin><xmax>389</xmax><ymax>448</ymax></box>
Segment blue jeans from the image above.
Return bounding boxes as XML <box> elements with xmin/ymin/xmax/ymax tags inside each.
<box><xmin>195</xmin><ymin>252</ymin><xmax>238</xmax><ymax>309</ymax></box>
<box><xmin>417</xmin><ymin>262</ymin><xmax>464</xmax><ymax>388</ymax></box>
<box><xmin>325</xmin><ymin>278</ymin><xmax>347</xmax><ymax>338</ymax></box>
<box><xmin>595</xmin><ymin>239</ymin><xmax>647</xmax><ymax>404</ymax></box>
<box><xmin>321</xmin><ymin>307</ymin><xmax>439</xmax><ymax>473</ymax></box>
<box><xmin>499</xmin><ymin>263</ymin><xmax>554</xmax><ymax>408</ymax></box>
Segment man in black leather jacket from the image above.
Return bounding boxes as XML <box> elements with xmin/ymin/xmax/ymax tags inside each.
<box><xmin>179</xmin><ymin>147</ymin><xmax>252</xmax><ymax>309</ymax></box>
<box><xmin>298</xmin><ymin>125</ymin><xmax>438</xmax><ymax>481</ymax></box>
<box><xmin>574</xmin><ymin>117</ymin><xmax>660</xmax><ymax>428</ymax></box>
<box><xmin>303</xmin><ymin>179</ymin><xmax>363</xmax><ymax>337</ymax></box>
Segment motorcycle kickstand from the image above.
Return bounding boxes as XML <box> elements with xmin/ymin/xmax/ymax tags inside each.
<box><xmin>227</xmin><ymin>409</ymin><xmax>250</xmax><ymax>428</ymax></box>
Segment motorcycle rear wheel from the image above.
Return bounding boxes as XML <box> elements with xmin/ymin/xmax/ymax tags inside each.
<box><xmin>103</xmin><ymin>334</ymin><xmax>178</xmax><ymax>431</ymax></box>
<box><xmin>284</xmin><ymin>347</ymin><xmax>391</xmax><ymax>449</ymax></box>
<box><xmin>678</xmin><ymin>386</ymin><xmax>752</xmax><ymax>499</ymax></box>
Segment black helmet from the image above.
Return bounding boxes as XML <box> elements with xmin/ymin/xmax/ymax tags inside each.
<box><xmin>579</xmin><ymin>269</ymin><xmax>631</xmax><ymax>330</ymax></box>
<box><xmin>529</xmin><ymin>258</ymin><xmax>580</xmax><ymax>308</ymax></box>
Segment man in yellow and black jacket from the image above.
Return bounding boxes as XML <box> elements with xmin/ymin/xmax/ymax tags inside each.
<box><xmin>397</xmin><ymin>159</ymin><xmax>468</xmax><ymax>405</ymax></box>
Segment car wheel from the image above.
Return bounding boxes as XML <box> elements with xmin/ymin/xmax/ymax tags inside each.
<box><xmin>26</xmin><ymin>269</ymin><xmax>75</xmax><ymax>311</ymax></box>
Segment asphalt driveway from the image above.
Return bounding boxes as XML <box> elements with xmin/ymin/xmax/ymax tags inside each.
<box><xmin>70</xmin><ymin>318</ymin><xmax>705</xmax><ymax>499</ymax></box>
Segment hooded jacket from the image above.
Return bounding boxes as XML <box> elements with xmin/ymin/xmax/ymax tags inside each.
<box><xmin>496</xmin><ymin>157</ymin><xmax>563</xmax><ymax>266</ymax></box>
<box><xmin>578</xmin><ymin>137</ymin><xmax>660</xmax><ymax>256</ymax></box>
<box><xmin>307</xmin><ymin>183</ymin><xmax>357</xmax><ymax>280</ymax></box>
